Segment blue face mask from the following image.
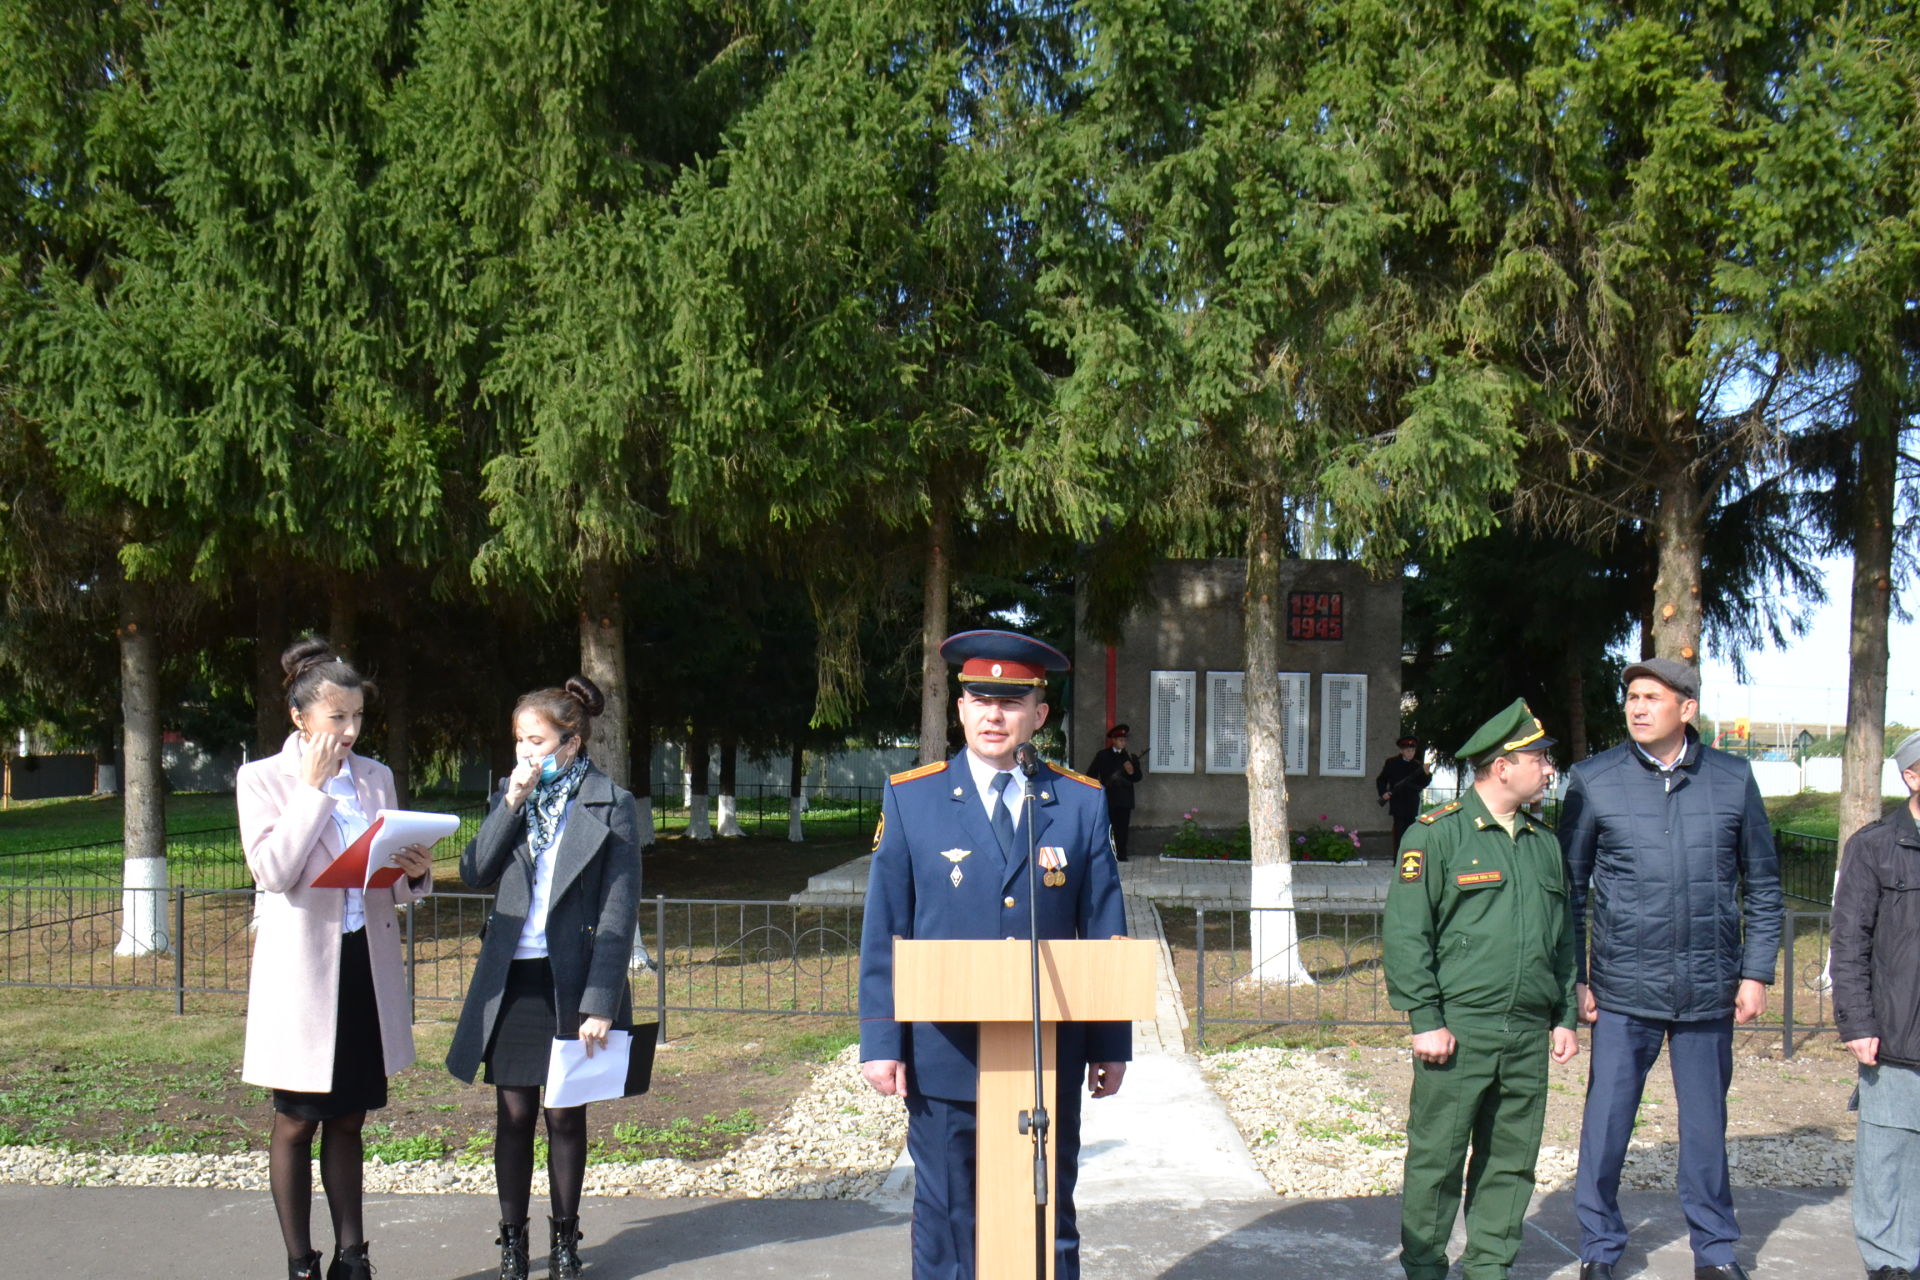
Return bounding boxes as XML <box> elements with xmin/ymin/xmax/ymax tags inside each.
<box><xmin>538</xmin><ymin>754</ymin><xmax>562</xmax><ymax>783</ymax></box>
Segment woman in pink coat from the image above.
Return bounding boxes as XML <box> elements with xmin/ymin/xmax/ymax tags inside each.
<box><xmin>237</xmin><ymin>638</ymin><xmax>433</xmax><ymax>1280</ymax></box>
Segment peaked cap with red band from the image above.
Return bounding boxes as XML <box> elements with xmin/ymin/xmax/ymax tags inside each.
<box><xmin>939</xmin><ymin>629</ymin><xmax>1070</xmax><ymax>696</ymax></box>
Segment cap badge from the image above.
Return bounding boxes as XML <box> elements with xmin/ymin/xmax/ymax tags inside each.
<box><xmin>991</xmin><ymin>663</ymin><xmax>1004</xmax><ymax>677</ymax></box>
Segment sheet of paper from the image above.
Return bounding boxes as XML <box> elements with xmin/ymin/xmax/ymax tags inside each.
<box><xmin>543</xmin><ymin>1030</ymin><xmax>632</xmax><ymax>1108</ymax></box>
<box><xmin>363</xmin><ymin>808</ymin><xmax>462</xmax><ymax>884</ymax></box>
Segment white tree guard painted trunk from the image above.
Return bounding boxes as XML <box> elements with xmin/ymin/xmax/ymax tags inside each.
<box><xmin>115</xmin><ymin>856</ymin><xmax>171</xmax><ymax>956</ymax></box>
<box><xmin>96</xmin><ymin>764</ymin><xmax>120</xmax><ymax>795</ymax></box>
<box><xmin>1245</xmin><ymin>860</ymin><xmax>1314</xmax><ymax>985</ymax></box>
<box><xmin>687</xmin><ymin>794</ymin><xmax>713</xmax><ymax>840</ymax></box>
<box><xmin>787</xmin><ymin>796</ymin><xmax>806</xmax><ymax>843</ymax></box>
<box><xmin>716</xmin><ymin>794</ymin><xmax>744</xmax><ymax>838</ymax></box>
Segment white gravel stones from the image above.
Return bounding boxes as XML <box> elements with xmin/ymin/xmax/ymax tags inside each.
<box><xmin>1200</xmin><ymin>1045</ymin><xmax>1855</xmax><ymax>1199</ymax></box>
<box><xmin>0</xmin><ymin>1045</ymin><xmax>906</xmax><ymax>1201</ymax></box>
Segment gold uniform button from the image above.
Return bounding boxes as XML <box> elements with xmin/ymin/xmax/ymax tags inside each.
<box><xmin>1003</xmin><ymin>896</ymin><xmax>1017</xmax><ymax>909</ymax></box>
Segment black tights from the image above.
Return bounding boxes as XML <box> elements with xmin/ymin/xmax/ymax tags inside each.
<box><xmin>495</xmin><ymin>1086</ymin><xmax>588</xmax><ymax>1224</ymax></box>
<box><xmin>269</xmin><ymin>1110</ymin><xmax>366</xmax><ymax>1260</ymax></box>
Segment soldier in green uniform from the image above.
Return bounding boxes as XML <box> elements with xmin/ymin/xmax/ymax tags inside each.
<box><xmin>1385</xmin><ymin>698</ymin><xmax>1579</xmax><ymax>1280</ymax></box>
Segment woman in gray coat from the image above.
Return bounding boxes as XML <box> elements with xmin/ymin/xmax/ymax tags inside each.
<box><xmin>447</xmin><ymin>676</ymin><xmax>640</xmax><ymax>1280</ymax></box>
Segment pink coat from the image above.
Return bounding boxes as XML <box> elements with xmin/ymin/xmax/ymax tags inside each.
<box><xmin>237</xmin><ymin>734</ymin><xmax>428</xmax><ymax>1092</ymax></box>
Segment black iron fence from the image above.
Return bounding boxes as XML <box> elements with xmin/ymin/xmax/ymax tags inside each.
<box><xmin>0</xmin><ymin>887</ymin><xmax>861</xmax><ymax>1038</ymax></box>
<box><xmin>1186</xmin><ymin>905</ymin><xmax>1839</xmax><ymax>1059</ymax></box>
<box><xmin>644</xmin><ymin>783</ymin><xmax>882</xmax><ymax>841</ymax></box>
<box><xmin>1775</xmin><ymin>828</ymin><xmax>1839</xmax><ymax>905</ymax></box>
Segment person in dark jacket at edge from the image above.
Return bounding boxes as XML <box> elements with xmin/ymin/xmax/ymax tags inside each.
<box><xmin>1831</xmin><ymin>729</ymin><xmax>1920</xmax><ymax>1280</ymax></box>
<box><xmin>1560</xmin><ymin>658</ymin><xmax>1783</xmax><ymax>1280</ymax></box>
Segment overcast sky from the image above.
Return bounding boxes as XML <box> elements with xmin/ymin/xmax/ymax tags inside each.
<box><xmin>1695</xmin><ymin>557</ymin><xmax>1919</xmax><ymax>732</ymax></box>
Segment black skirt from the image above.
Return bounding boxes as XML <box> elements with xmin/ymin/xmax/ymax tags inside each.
<box><xmin>483</xmin><ymin>958</ymin><xmax>561</xmax><ymax>1088</ymax></box>
<box><xmin>272</xmin><ymin>928</ymin><xmax>388</xmax><ymax>1121</ymax></box>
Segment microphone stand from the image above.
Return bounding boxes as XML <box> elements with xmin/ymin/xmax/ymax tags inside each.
<box><xmin>1013</xmin><ymin>743</ymin><xmax>1048</xmax><ymax>1280</ymax></box>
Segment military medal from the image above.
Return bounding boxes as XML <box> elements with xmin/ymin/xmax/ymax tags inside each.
<box><xmin>939</xmin><ymin>847</ymin><xmax>972</xmax><ymax>887</ymax></box>
<box><xmin>1039</xmin><ymin>847</ymin><xmax>1068</xmax><ymax>887</ymax></box>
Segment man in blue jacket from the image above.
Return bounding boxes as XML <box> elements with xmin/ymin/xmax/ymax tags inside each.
<box><xmin>1561</xmin><ymin>658</ymin><xmax>1783</xmax><ymax>1280</ymax></box>
<box><xmin>858</xmin><ymin>629</ymin><xmax>1130</xmax><ymax>1280</ymax></box>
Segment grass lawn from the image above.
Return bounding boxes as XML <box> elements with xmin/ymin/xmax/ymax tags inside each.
<box><xmin>1762</xmin><ymin>789</ymin><xmax>1909</xmax><ymax>840</ymax></box>
<box><xmin>0</xmin><ymin>794</ymin><xmax>242</xmax><ymax>855</ymax></box>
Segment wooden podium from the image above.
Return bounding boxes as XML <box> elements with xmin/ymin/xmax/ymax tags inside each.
<box><xmin>894</xmin><ymin>938</ymin><xmax>1157</xmax><ymax>1280</ymax></box>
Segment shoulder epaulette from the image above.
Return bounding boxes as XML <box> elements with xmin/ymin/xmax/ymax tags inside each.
<box><xmin>889</xmin><ymin>760</ymin><xmax>949</xmax><ymax>785</ymax></box>
<box><xmin>1417</xmin><ymin>800</ymin><xmax>1462</xmax><ymax>825</ymax></box>
<box><xmin>1049</xmin><ymin>763</ymin><xmax>1102</xmax><ymax>789</ymax></box>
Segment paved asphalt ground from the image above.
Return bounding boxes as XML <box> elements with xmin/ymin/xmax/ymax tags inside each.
<box><xmin>0</xmin><ymin>859</ymin><xmax>1866</xmax><ymax>1277</ymax></box>
<box><xmin>0</xmin><ymin>1181</ymin><xmax>1858</xmax><ymax>1278</ymax></box>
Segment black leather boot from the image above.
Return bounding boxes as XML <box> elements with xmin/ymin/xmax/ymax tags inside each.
<box><xmin>495</xmin><ymin>1220</ymin><xmax>530</xmax><ymax>1280</ymax></box>
<box><xmin>550</xmin><ymin>1216</ymin><xmax>585</xmax><ymax>1278</ymax></box>
<box><xmin>288</xmin><ymin>1251</ymin><xmax>323</xmax><ymax>1280</ymax></box>
<box><xmin>326</xmin><ymin>1242</ymin><xmax>373</xmax><ymax>1280</ymax></box>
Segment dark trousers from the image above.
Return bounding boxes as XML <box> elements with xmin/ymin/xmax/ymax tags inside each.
<box><xmin>906</xmin><ymin>1082</ymin><xmax>1086</xmax><ymax>1280</ymax></box>
<box><xmin>1399</xmin><ymin>1019</ymin><xmax>1551</xmax><ymax>1280</ymax></box>
<box><xmin>1107</xmin><ymin>804</ymin><xmax>1132</xmax><ymax>861</ymax></box>
<box><xmin>1575</xmin><ymin>1010</ymin><xmax>1738</xmax><ymax>1266</ymax></box>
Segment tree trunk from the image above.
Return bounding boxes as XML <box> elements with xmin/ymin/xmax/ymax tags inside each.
<box><xmin>685</xmin><ymin>726</ymin><xmax>712</xmax><ymax>840</ymax></box>
<box><xmin>918</xmin><ymin>472</ymin><xmax>952</xmax><ymax>765</ymax></box>
<box><xmin>788</xmin><ymin>744</ymin><xmax>806</xmax><ymax>843</ymax></box>
<box><xmin>328</xmin><ymin>572</ymin><xmax>358</xmax><ymax>659</ymax></box>
<box><xmin>1839</xmin><ymin>381</ymin><xmax>1898</xmax><ymax>852</ymax></box>
<box><xmin>1648</xmin><ymin>459</ymin><xmax>1706</xmax><ymax>664</ymax></box>
<box><xmin>716</xmin><ymin>731</ymin><xmax>743</xmax><ymax>837</ymax></box>
<box><xmin>383</xmin><ymin>599</ymin><xmax>412</xmax><ymax>808</ymax></box>
<box><xmin>254</xmin><ymin>566</ymin><xmax>288</xmax><ymax>756</ymax></box>
<box><xmin>115</xmin><ymin>574</ymin><xmax>169</xmax><ymax>957</ymax></box>
<box><xmin>1243</xmin><ymin>458</ymin><xmax>1309</xmax><ymax>985</ymax></box>
<box><xmin>1565</xmin><ymin>636</ymin><xmax>1588</xmax><ymax>764</ymax></box>
<box><xmin>630</xmin><ymin>710</ymin><xmax>655</xmax><ymax>850</ymax></box>
<box><xmin>579</xmin><ymin>559</ymin><xmax>631</xmax><ymax>788</ymax></box>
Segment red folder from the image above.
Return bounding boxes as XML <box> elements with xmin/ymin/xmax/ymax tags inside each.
<box><xmin>310</xmin><ymin>816</ymin><xmax>407</xmax><ymax>890</ymax></box>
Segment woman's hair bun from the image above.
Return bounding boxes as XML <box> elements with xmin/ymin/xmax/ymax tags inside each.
<box><xmin>280</xmin><ymin>637</ymin><xmax>336</xmax><ymax>687</ymax></box>
<box><xmin>563</xmin><ymin>676</ymin><xmax>605</xmax><ymax>718</ymax></box>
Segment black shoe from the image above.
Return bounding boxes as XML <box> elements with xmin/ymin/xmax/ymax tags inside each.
<box><xmin>326</xmin><ymin>1243</ymin><xmax>373</xmax><ymax>1280</ymax></box>
<box><xmin>495</xmin><ymin>1220</ymin><xmax>530</xmax><ymax>1280</ymax></box>
<box><xmin>1867</xmin><ymin>1269</ymin><xmax>1914</xmax><ymax>1280</ymax></box>
<box><xmin>1580</xmin><ymin>1265</ymin><xmax>1615</xmax><ymax>1280</ymax></box>
<box><xmin>550</xmin><ymin>1215</ymin><xmax>585</xmax><ymax>1278</ymax></box>
<box><xmin>289</xmin><ymin>1252</ymin><xmax>324</xmax><ymax>1280</ymax></box>
<box><xmin>1695</xmin><ymin>1266</ymin><xmax>1752</xmax><ymax>1280</ymax></box>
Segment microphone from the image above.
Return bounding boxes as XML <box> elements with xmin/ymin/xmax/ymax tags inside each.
<box><xmin>1013</xmin><ymin>741</ymin><xmax>1041</xmax><ymax>778</ymax></box>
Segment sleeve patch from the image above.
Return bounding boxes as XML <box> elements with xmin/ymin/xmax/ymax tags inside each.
<box><xmin>870</xmin><ymin>813</ymin><xmax>885</xmax><ymax>852</ymax></box>
<box><xmin>1398</xmin><ymin>849</ymin><xmax>1424</xmax><ymax>883</ymax></box>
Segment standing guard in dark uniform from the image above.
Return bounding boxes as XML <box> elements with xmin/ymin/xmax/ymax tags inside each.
<box><xmin>858</xmin><ymin>629</ymin><xmax>1131</xmax><ymax>1280</ymax></box>
<box><xmin>1378</xmin><ymin>735</ymin><xmax>1433</xmax><ymax>846</ymax></box>
<box><xmin>1085</xmin><ymin>724</ymin><xmax>1145</xmax><ymax>860</ymax></box>
<box><xmin>1385</xmin><ymin>699</ymin><xmax>1578</xmax><ymax>1280</ymax></box>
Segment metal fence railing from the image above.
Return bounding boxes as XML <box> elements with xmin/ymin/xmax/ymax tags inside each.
<box><xmin>1776</xmin><ymin>828</ymin><xmax>1839</xmax><ymax>905</ymax></box>
<box><xmin>1185</xmin><ymin>905</ymin><xmax>1839</xmax><ymax>1059</ymax></box>
<box><xmin>643</xmin><ymin>783</ymin><xmax>882</xmax><ymax>841</ymax></box>
<box><xmin>0</xmin><ymin>887</ymin><xmax>861</xmax><ymax>1039</ymax></box>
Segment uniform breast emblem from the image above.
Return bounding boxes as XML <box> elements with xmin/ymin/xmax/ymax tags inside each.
<box><xmin>939</xmin><ymin>847</ymin><xmax>972</xmax><ymax>887</ymax></box>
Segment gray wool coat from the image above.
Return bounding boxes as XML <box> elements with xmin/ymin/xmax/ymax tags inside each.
<box><xmin>446</xmin><ymin>765</ymin><xmax>641</xmax><ymax>1084</ymax></box>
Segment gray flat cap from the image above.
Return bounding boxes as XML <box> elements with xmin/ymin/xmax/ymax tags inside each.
<box><xmin>1621</xmin><ymin>657</ymin><xmax>1701</xmax><ymax>702</ymax></box>
<box><xmin>1894</xmin><ymin>730</ymin><xmax>1920</xmax><ymax>774</ymax></box>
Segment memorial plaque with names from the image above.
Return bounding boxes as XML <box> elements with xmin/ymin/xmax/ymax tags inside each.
<box><xmin>1318</xmin><ymin>673</ymin><xmax>1368</xmax><ymax>777</ymax></box>
<box><xmin>1287</xmin><ymin>591</ymin><xmax>1345</xmax><ymax>641</ymax></box>
<box><xmin>1277</xmin><ymin>672</ymin><xmax>1309</xmax><ymax>772</ymax></box>
<box><xmin>1149</xmin><ymin>670</ymin><xmax>1196</xmax><ymax>774</ymax></box>
<box><xmin>1206</xmin><ymin>672</ymin><xmax>1246</xmax><ymax>774</ymax></box>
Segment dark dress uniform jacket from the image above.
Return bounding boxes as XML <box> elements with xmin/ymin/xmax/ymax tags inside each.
<box><xmin>1560</xmin><ymin>729</ymin><xmax>1782</xmax><ymax>1022</ymax></box>
<box><xmin>446</xmin><ymin>766</ymin><xmax>642</xmax><ymax>1083</ymax></box>
<box><xmin>1831</xmin><ymin>804</ymin><xmax>1920</xmax><ymax>1068</ymax></box>
<box><xmin>858</xmin><ymin>752</ymin><xmax>1130</xmax><ymax>1101</ymax></box>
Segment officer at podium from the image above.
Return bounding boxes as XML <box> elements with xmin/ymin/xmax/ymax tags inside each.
<box><xmin>858</xmin><ymin>629</ymin><xmax>1130</xmax><ymax>1280</ymax></box>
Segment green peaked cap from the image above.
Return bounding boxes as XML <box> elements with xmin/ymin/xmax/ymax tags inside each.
<box><xmin>1458</xmin><ymin>698</ymin><xmax>1556</xmax><ymax>765</ymax></box>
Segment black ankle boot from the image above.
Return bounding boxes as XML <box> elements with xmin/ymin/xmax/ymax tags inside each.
<box><xmin>327</xmin><ymin>1242</ymin><xmax>373</xmax><ymax>1280</ymax></box>
<box><xmin>288</xmin><ymin>1251</ymin><xmax>323</xmax><ymax>1280</ymax></box>
<box><xmin>495</xmin><ymin>1220</ymin><xmax>530</xmax><ymax>1280</ymax></box>
<box><xmin>549</xmin><ymin>1216</ymin><xmax>585</xmax><ymax>1278</ymax></box>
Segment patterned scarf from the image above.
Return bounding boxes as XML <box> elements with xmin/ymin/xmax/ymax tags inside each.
<box><xmin>526</xmin><ymin>755</ymin><xmax>590</xmax><ymax>855</ymax></box>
